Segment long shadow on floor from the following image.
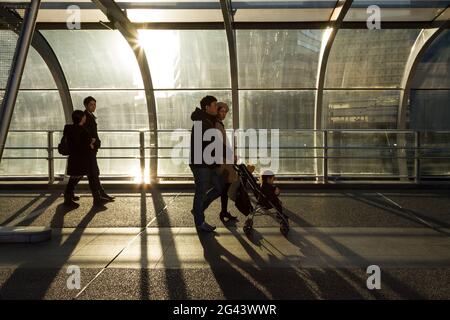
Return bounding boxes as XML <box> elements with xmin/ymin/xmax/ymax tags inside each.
<box><xmin>0</xmin><ymin>192</ymin><xmax>47</xmax><ymax>226</ymax></box>
<box><xmin>347</xmin><ymin>192</ymin><xmax>450</xmax><ymax>235</ymax></box>
<box><xmin>150</xmin><ymin>188</ymin><xmax>188</xmax><ymax>299</ymax></box>
<box><xmin>139</xmin><ymin>189</ymin><xmax>150</xmax><ymax>300</ymax></box>
<box><xmin>283</xmin><ymin>206</ymin><xmax>426</xmax><ymax>299</ymax></box>
<box><xmin>10</xmin><ymin>192</ymin><xmax>62</xmax><ymax>227</ymax></box>
<box><xmin>195</xmin><ymin>208</ymin><xmax>379</xmax><ymax>300</ymax></box>
<box><xmin>0</xmin><ymin>202</ymin><xmax>105</xmax><ymax>299</ymax></box>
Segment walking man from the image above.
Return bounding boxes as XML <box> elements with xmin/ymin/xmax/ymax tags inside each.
<box><xmin>82</xmin><ymin>96</ymin><xmax>115</xmax><ymax>203</ymax></box>
<box><xmin>189</xmin><ymin>96</ymin><xmax>224</xmax><ymax>232</ymax></box>
<box><xmin>64</xmin><ymin>110</ymin><xmax>107</xmax><ymax>208</ymax></box>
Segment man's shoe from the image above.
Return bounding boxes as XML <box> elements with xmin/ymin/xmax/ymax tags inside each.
<box><xmin>64</xmin><ymin>199</ymin><xmax>79</xmax><ymax>207</ymax></box>
<box><xmin>93</xmin><ymin>203</ymin><xmax>107</xmax><ymax>210</ymax></box>
<box><xmin>196</xmin><ymin>222</ymin><xmax>216</xmax><ymax>233</ymax></box>
<box><xmin>100</xmin><ymin>194</ymin><xmax>115</xmax><ymax>201</ymax></box>
<box><xmin>94</xmin><ymin>197</ymin><xmax>108</xmax><ymax>206</ymax></box>
<box><xmin>99</xmin><ymin>196</ymin><xmax>113</xmax><ymax>203</ymax></box>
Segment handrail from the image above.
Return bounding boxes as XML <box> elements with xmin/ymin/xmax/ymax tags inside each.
<box><xmin>1</xmin><ymin>129</ymin><xmax>450</xmax><ymax>183</ymax></box>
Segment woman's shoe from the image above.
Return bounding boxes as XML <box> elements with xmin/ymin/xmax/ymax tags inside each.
<box><xmin>220</xmin><ymin>211</ymin><xmax>238</xmax><ymax>223</ymax></box>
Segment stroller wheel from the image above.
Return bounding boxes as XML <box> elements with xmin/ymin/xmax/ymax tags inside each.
<box><xmin>280</xmin><ymin>224</ymin><xmax>289</xmax><ymax>236</ymax></box>
<box><xmin>243</xmin><ymin>225</ymin><xmax>253</xmax><ymax>234</ymax></box>
<box><xmin>244</xmin><ymin>218</ymin><xmax>253</xmax><ymax>234</ymax></box>
<box><xmin>244</xmin><ymin>218</ymin><xmax>253</xmax><ymax>228</ymax></box>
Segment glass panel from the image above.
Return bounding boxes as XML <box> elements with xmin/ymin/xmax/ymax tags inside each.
<box><xmin>234</xmin><ymin>9</ymin><xmax>335</xmax><ymax>22</ymax></box>
<box><xmin>326</xmin><ymin>29</ymin><xmax>419</xmax><ymax>88</ymax></box>
<box><xmin>139</xmin><ymin>30</ymin><xmax>230</xmax><ymax>89</ymax></box>
<box><xmin>0</xmin><ymin>132</ymin><xmax>48</xmax><ymax>176</ymax></box>
<box><xmin>155</xmin><ymin>90</ymin><xmax>232</xmax><ymax>130</ymax></box>
<box><xmin>70</xmin><ymin>91</ymin><xmax>148</xmax><ymax>177</ymax></box>
<box><xmin>0</xmin><ymin>90</ymin><xmax>65</xmax><ymax>176</ymax></box>
<box><xmin>232</xmin><ymin>0</ymin><xmax>337</xmax><ymax>22</ymax></box>
<box><xmin>20</xmin><ymin>46</ymin><xmax>57</xmax><ymax>89</ymax></box>
<box><xmin>322</xmin><ymin>90</ymin><xmax>400</xmax><ymax>129</ymax></box>
<box><xmin>411</xmin><ymin>30</ymin><xmax>450</xmax><ymax>89</ymax></box>
<box><xmin>156</xmin><ymin>90</ymin><xmax>231</xmax><ymax>176</ymax></box>
<box><xmin>96</xmin><ymin>159</ymin><xmax>140</xmax><ymax>177</ymax></box>
<box><xmin>0</xmin><ymin>30</ymin><xmax>19</xmax><ymax>91</ymax></box>
<box><xmin>237</xmin><ymin>30</ymin><xmax>323</xmax><ymax>89</ymax></box>
<box><xmin>158</xmin><ymin>130</ymin><xmax>191</xmax><ymax>176</ymax></box>
<box><xmin>9</xmin><ymin>91</ymin><xmax>64</xmax><ymax>130</ymax></box>
<box><xmin>96</xmin><ymin>131</ymin><xmax>141</xmax><ymax>177</ymax></box>
<box><xmin>327</xmin><ymin>131</ymin><xmax>415</xmax><ymax>177</ymax></box>
<box><xmin>409</xmin><ymin>90</ymin><xmax>450</xmax><ymax>130</ymax></box>
<box><xmin>240</xmin><ymin>90</ymin><xmax>315</xmax><ymax>129</ymax></box>
<box><xmin>127</xmin><ymin>9</ymin><xmax>223</xmax><ymax>22</ymax></box>
<box><xmin>42</xmin><ymin>30</ymin><xmax>143</xmax><ymax>89</ymax></box>
<box><xmin>346</xmin><ymin>0</ymin><xmax>450</xmax><ymax>21</ymax></box>
<box><xmin>70</xmin><ymin>91</ymin><xmax>149</xmax><ymax>130</ymax></box>
<box><xmin>420</xmin><ymin>132</ymin><xmax>450</xmax><ymax>177</ymax></box>
<box><xmin>0</xmin><ymin>159</ymin><xmax>48</xmax><ymax>176</ymax></box>
<box><xmin>236</xmin><ymin>129</ymin><xmax>321</xmax><ymax>176</ymax></box>
<box><xmin>36</xmin><ymin>9</ymin><xmax>108</xmax><ymax>23</ymax></box>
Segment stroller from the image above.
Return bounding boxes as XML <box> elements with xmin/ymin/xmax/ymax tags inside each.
<box><xmin>229</xmin><ymin>164</ymin><xmax>290</xmax><ymax>236</ymax></box>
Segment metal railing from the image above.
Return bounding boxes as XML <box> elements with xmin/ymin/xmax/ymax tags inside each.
<box><xmin>1</xmin><ymin>129</ymin><xmax>450</xmax><ymax>184</ymax></box>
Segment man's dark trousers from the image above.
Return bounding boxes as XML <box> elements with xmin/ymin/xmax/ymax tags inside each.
<box><xmin>190</xmin><ymin>165</ymin><xmax>224</xmax><ymax>227</ymax></box>
<box><xmin>65</xmin><ymin>151</ymin><xmax>102</xmax><ymax>199</ymax></box>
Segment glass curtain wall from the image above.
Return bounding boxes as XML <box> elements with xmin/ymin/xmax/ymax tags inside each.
<box><xmin>1</xmin><ymin>18</ymin><xmax>450</xmax><ymax>180</ymax></box>
<box><xmin>323</xmin><ymin>29</ymin><xmax>420</xmax><ymax>177</ymax></box>
<box><xmin>0</xmin><ymin>29</ymin><xmax>65</xmax><ymax>177</ymax></box>
<box><xmin>43</xmin><ymin>30</ymin><xmax>147</xmax><ymax>179</ymax></box>
<box><xmin>237</xmin><ymin>30</ymin><xmax>323</xmax><ymax>176</ymax></box>
<box><xmin>409</xmin><ymin>30</ymin><xmax>450</xmax><ymax>177</ymax></box>
<box><xmin>139</xmin><ymin>29</ymin><xmax>231</xmax><ymax>177</ymax></box>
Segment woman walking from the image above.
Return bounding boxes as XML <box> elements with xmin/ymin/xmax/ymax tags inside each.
<box><xmin>216</xmin><ymin>102</ymin><xmax>238</xmax><ymax>223</ymax></box>
<box><xmin>63</xmin><ymin>110</ymin><xmax>107</xmax><ymax>208</ymax></box>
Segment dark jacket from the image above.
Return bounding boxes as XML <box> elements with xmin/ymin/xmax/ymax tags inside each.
<box><xmin>189</xmin><ymin>107</ymin><xmax>220</xmax><ymax>168</ymax></box>
<box><xmin>83</xmin><ymin>110</ymin><xmax>101</xmax><ymax>151</ymax></box>
<box><xmin>64</xmin><ymin>124</ymin><xmax>92</xmax><ymax>176</ymax></box>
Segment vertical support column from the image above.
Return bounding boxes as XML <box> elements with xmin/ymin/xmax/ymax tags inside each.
<box><xmin>48</xmin><ymin>131</ymin><xmax>54</xmax><ymax>184</ymax></box>
<box><xmin>414</xmin><ymin>131</ymin><xmax>421</xmax><ymax>184</ymax></box>
<box><xmin>323</xmin><ymin>130</ymin><xmax>328</xmax><ymax>183</ymax></box>
<box><xmin>0</xmin><ymin>0</ymin><xmax>40</xmax><ymax>161</ymax></box>
<box><xmin>220</xmin><ymin>0</ymin><xmax>239</xmax><ymax>143</ymax></box>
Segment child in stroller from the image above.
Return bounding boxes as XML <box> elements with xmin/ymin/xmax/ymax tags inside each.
<box><xmin>230</xmin><ymin>164</ymin><xmax>289</xmax><ymax>235</ymax></box>
<box><xmin>259</xmin><ymin>170</ymin><xmax>284</xmax><ymax>216</ymax></box>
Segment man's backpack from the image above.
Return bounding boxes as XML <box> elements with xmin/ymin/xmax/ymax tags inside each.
<box><xmin>58</xmin><ymin>135</ymin><xmax>69</xmax><ymax>156</ymax></box>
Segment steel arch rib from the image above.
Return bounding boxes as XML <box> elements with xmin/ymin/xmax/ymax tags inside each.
<box><xmin>0</xmin><ymin>7</ymin><xmax>73</xmax><ymax>123</ymax></box>
<box><xmin>398</xmin><ymin>14</ymin><xmax>450</xmax><ymax>129</ymax></box>
<box><xmin>314</xmin><ymin>0</ymin><xmax>353</xmax><ymax>131</ymax></box>
<box><xmin>92</xmin><ymin>0</ymin><xmax>159</xmax><ymax>182</ymax></box>
<box><xmin>219</xmin><ymin>0</ymin><xmax>239</xmax><ymax>130</ymax></box>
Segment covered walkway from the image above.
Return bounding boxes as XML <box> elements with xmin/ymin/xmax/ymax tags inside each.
<box><xmin>1</xmin><ymin>188</ymin><xmax>449</xmax><ymax>299</ymax></box>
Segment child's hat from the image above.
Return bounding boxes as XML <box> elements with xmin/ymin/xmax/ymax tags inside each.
<box><xmin>260</xmin><ymin>169</ymin><xmax>275</xmax><ymax>176</ymax></box>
